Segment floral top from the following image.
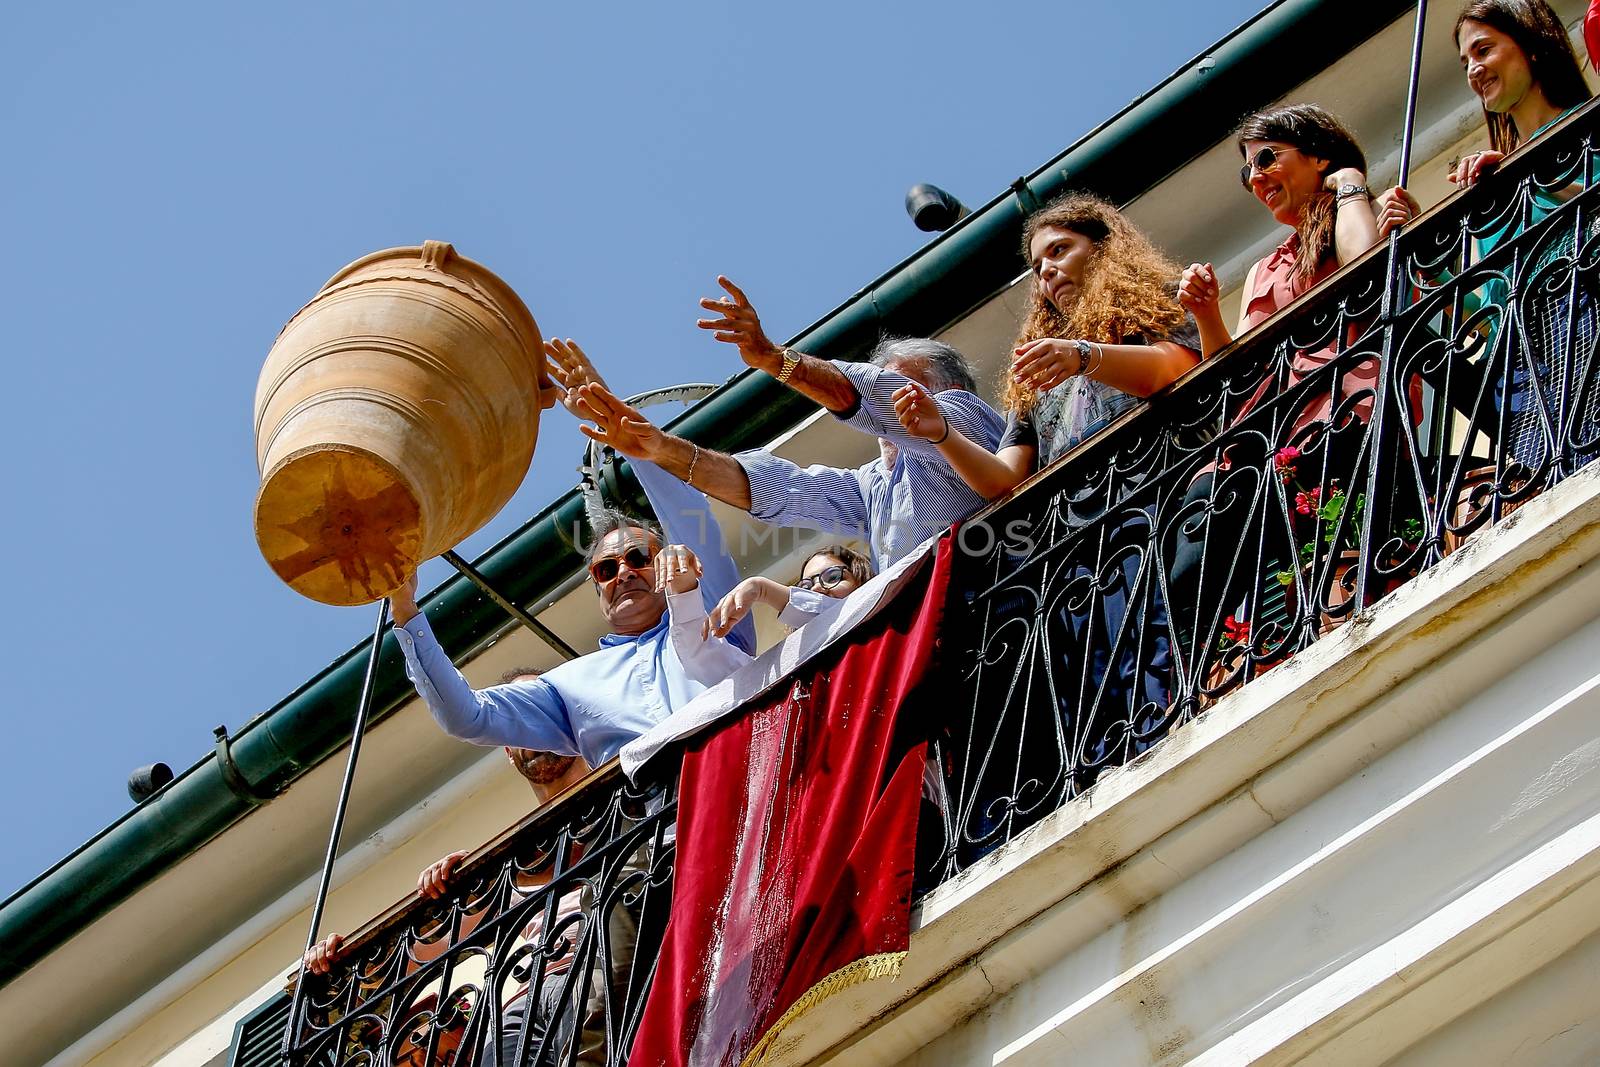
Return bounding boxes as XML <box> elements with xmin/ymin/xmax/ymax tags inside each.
<box><xmin>999</xmin><ymin>316</ymin><xmax>1201</xmax><ymax>466</ymax></box>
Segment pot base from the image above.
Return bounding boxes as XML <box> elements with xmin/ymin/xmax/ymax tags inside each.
<box><xmin>255</xmin><ymin>445</ymin><xmax>422</xmax><ymax>606</ymax></box>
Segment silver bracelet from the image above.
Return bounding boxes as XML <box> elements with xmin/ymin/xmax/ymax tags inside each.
<box><xmin>1082</xmin><ymin>341</ymin><xmax>1104</xmax><ymax>377</ymax></box>
<box><xmin>1070</xmin><ymin>339</ymin><xmax>1093</xmax><ymax>376</ymax></box>
<box><xmin>686</xmin><ymin>442</ymin><xmax>700</xmax><ymax>486</ymax></box>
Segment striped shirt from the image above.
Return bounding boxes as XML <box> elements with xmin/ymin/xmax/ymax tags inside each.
<box><xmin>736</xmin><ymin>361</ymin><xmax>1003</xmax><ymax>569</ymax></box>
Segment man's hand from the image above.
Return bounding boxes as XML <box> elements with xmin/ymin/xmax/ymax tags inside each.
<box><xmin>1179</xmin><ymin>262</ymin><xmax>1222</xmax><ymax>319</ymax></box>
<box><xmin>1013</xmin><ymin>337</ymin><xmax>1087</xmax><ymax>392</ymax></box>
<box><xmin>892</xmin><ymin>382</ymin><xmax>949</xmax><ymax>442</ymax></box>
<box><xmin>1449</xmin><ymin>150</ymin><xmax>1504</xmax><ymax>189</ymax></box>
<box><xmin>1374</xmin><ymin>186</ymin><xmax>1421</xmax><ymax>238</ymax></box>
<box><xmin>389</xmin><ymin>573</ymin><xmax>420</xmax><ymax>627</ymax></box>
<box><xmin>544</xmin><ymin>338</ymin><xmax>611</xmax><ymax>421</ymax></box>
<box><xmin>417</xmin><ymin>850</ymin><xmax>471</xmax><ymax>900</ymax></box>
<box><xmin>574</xmin><ymin>383</ymin><xmax>668</xmax><ymax>461</ymax></box>
<box><xmin>703</xmin><ymin>576</ymin><xmax>789</xmax><ymax>639</ymax></box>
<box><xmin>304</xmin><ymin>932</ymin><xmax>345</xmax><ymax>976</ymax></box>
<box><xmin>696</xmin><ymin>276</ymin><xmax>782</xmax><ymax>372</ymax></box>
<box><xmin>655</xmin><ymin>544</ymin><xmax>703</xmax><ymax>595</ymax></box>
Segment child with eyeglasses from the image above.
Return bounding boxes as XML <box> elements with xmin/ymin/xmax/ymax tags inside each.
<box><xmin>700</xmin><ymin>544</ymin><xmax>874</xmax><ymax>642</ymax></box>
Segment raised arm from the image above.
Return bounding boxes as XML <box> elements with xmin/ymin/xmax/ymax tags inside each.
<box><xmin>574</xmin><ymin>380</ymin><xmax>870</xmax><ymax>536</ymax></box>
<box><xmin>695</xmin><ymin>276</ymin><xmax>859</xmax><ymax>413</ymax></box>
<box><xmin>1327</xmin><ymin>167</ymin><xmax>1382</xmax><ymax>267</ymax></box>
<box><xmin>893</xmin><ymin>382</ymin><xmax>1034</xmax><ymax>500</ymax></box>
<box><xmin>573</xmin><ymin>382</ymin><xmax>754</xmax><ymax>511</ymax></box>
<box><xmin>634</xmin><ymin>460</ymin><xmax>754</xmax><ymax>653</ymax></box>
<box><xmin>831</xmin><ymin>361</ymin><xmax>1003</xmax><ymax>456</ymax></box>
<box><xmin>389</xmin><ymin>578</ymin><xmax>579</xmax><ymax>753</ymax></box>
<box><xmin>656</xmin><ymin>545</ymin><xmax>755</xmax><ymax>685</ymax></box>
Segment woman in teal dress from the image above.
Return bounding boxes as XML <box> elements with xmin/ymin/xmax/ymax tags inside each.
<box><xmin>1380</xmin><ymin>0</ymin><xmax>1596</xmax><ymax>473</ymax></box>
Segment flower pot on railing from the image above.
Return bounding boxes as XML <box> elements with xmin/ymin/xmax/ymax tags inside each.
<box><xmin>1199</xmin><ymin>607</ymin><xmax>1292</xmax><ymax>710</ymax></box>
<box><xmin>252</xmin><ymin>241</ymin><xmax>550</xmax><ymax>606</ymax></box>
<box><xmin>1317</xmin><ymin>548</ymin><xmax>1363</xmax><ymax>635</ymax></box>
<box><xmin>1444</xmin><ymin>464</ymin><xmax>1528</xmax><ymax>556</ymax></box>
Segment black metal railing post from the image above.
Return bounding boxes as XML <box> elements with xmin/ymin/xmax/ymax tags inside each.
<box><xmin>1358</xmin><ymin>0</ymin><xmax>1429</xmax><ymax>608</ymax></box>
<box><xmin>442</xmin><ymin>549</ymin><xmax>581</xmax><ymax>661</ymax></box>
<box><xmin>1396</xmin><ymin>0</ymin><xmax>1429</xmax><ymax>191</ymax></box>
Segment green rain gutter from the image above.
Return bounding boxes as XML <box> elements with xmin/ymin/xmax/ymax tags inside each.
<box><xmin>0</xmin><ymin>0</ymin><xmax>1417</xmax><ymax>989</ymax></box>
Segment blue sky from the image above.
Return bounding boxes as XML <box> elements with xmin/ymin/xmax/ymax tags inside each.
<box><xmin>0</xmin><ymin>0</ymin><xmax>1266</xmax><ymax>897</ymax></box>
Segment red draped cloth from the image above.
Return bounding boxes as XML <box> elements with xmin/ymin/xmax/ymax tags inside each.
<box><xmin>628</xmin><ymin>534</ymin><xmax>954</xmax><ymax>1067</ymax></box>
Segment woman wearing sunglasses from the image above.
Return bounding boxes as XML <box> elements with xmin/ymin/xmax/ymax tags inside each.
<box><xmin>1167</xmin><ymin>106</ymin><xmax>1407</xmax><ymax>667</ymax></box>
<box><xmin>1179</xmin><ymin>104</ymin><xmax>1389</xmax><ymax>360</ymax></box>
<box><xmin>699</xmin><ymin>544</ymin><xmax>875</xmax><ymax>642</ymax></box>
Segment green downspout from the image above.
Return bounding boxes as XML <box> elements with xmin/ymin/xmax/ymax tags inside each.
<box><xmin>0</xmin><ymin>0</ymin><xmax>1415</xmax><ymax>990</ymax></box>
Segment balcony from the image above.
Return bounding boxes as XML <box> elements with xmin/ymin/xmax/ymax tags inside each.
<box><xmin>283</xmin><ymin>98</ymin><xmax>1600</xmax><ymax>1067</ymax></box>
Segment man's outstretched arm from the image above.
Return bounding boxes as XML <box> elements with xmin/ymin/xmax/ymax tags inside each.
<box><xmin>575</xmin><ymin>382</ymin><xmax>754</xmax><ymax>511</ymax></box>
<box><xmin>696</xmin><ymin>276</ymin><xmax>858</xmax><ymax>414</ymax></box>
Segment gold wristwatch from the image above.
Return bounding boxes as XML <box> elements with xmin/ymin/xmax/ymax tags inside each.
<box><xmin>776</xmin><ymin>347</ymin><xmax>800</xmax><ymax>384</ymax></box>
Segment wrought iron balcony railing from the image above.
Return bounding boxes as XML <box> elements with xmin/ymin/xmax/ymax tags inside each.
<box><xmin>926</xmin><ymin>99</ymin><xmax>1600</xmax><ymax>878</ymax></box>
<box><xmin>283</xmin><ymin>97</ymin><xmax>1600</xmax><ymax>1066</ymax></box>
<box><xmin>286</xmin><ymin>766</ymin><xmax>676</xmax><ymax>1067</ymax></box>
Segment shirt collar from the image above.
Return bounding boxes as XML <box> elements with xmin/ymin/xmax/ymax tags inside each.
<box><xmin>1265</xmin><ymin>230</ymin><xmax>1300</xmax><ymax>265</ymax></box>
<box><xmin>596</xmin><ymin>611</ymin><xmax>668</xmax><ymax>648</ymax></box>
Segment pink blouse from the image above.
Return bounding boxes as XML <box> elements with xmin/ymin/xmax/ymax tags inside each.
<box><xmin>1238</xmin><ymin>231</ymin><xmax>1381</xmax><ymax>432</ymax></box>
<box><xmin>1242</xmin><ymin>232</ymin><xmax>1338</xmax><ymax>331</ymax></box>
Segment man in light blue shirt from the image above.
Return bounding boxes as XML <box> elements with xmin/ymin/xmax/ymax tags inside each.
<box><xmin>567</xmin><ymin>277</ymin><xmax>1003</xmax><ymax>571</ymax></box>
<box><xmin>391</xmin><ymin>458</ymin><xmax>755</xmax><ymax>768</ymax></box>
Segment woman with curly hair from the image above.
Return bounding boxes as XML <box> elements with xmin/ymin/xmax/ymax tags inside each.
<box><xmin>893</xmin><ymin>192</ymin><xmax>1200</xmax><ymax>498</ymax></box>
<box><xmin>896</xmin><ymin>194</ymin><xmax>1194</xmax><ymax>760</ymax></box>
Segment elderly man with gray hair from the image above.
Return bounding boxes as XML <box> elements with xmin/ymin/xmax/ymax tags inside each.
<box><xmin>554</xmin><ymin>277</ymin><xmax>1003</xmax><ymax>570</ymax></box>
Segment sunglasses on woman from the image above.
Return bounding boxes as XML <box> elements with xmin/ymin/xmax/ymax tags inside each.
<box><xmin>1239</xmin><ymin>145</ymin><xmax>1300</xmax><ymax>187</ymax></box>
<box><xmin>589</xmin><ymin>545</ymin><xmax>656</xmax><ymax>584</ymax></box>
<box><xmin>796</xmin><ymin>565</ymin><xmax>850</xmax><ymax>592</ymax></box>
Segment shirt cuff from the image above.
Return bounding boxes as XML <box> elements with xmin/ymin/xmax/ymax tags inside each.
<box><xmin>734</xmin><ymin>450</ymin><xmax>791</xmax><ymax>523</ymax></box>
<box><xmin>831</xmin><ymin>360</ymin><xmax>875</xmax><ymax>423</ymax></box>
<box><xmin>776</xmin><ymin>586</ymin><xmax>837</xmax><ymax>629</ymax></box>
<box><xmin>666</xmin><ymin>588</ymin><xmax>709</xmax><ymax>624</ymax></box>
<box><xmin>393</xmin><ymin>613</ymin><xmax>432</xmax><ymax>650</ymax></box>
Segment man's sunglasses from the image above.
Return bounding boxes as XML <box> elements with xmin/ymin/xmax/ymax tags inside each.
<box><xmin>589</xmin><ymin>546</ymin><xmax>656</xmax><ymax>584</ymax></box>
<box><xmin>796</xmin><ymin>565</ymin><xmax>850</xmax><ymax>592</ymax></box>
<box><xmin>1239</xmin><ymin>145</ymin><xmax>1300</xmax><ymax>188</ymax></box>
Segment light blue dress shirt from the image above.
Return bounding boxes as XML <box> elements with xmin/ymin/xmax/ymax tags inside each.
<box><xmin>735</xmin><ymin>361</ymin><xmax>1003</xmax><ymax>569</ymax></box>
<box><xmin>392</xmin><ymin>459</ymin><xmax>754</xmax><ymax>767</ymax></box>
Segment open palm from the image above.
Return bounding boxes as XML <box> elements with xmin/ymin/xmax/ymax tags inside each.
<box><xmin>575</xmin><ymin>383</ymin><xmax>666</xmax><ymax>460</ymax></box>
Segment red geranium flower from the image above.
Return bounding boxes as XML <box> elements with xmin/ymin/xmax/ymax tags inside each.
<box><xmin>1295</xmin><ymin>487</ymin><xmax>1321</xmax><ymax>515</ymax></box>
<box><xmin>1222</xmin><ymin>613</ymin><xmax>1250</xmax><ymax>646</ymax></box>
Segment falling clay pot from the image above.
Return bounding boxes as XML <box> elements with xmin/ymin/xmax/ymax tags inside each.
<box><xmin>253</xmin><ymin>241</ymin><xmax>550</xmax><ymax>606</ymax></box>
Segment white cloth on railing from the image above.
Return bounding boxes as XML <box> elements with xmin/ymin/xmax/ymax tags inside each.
<box><xmin>618</xmin><ymin>535</ymin><xmax>940</xmax><ymax>779</ymax></box>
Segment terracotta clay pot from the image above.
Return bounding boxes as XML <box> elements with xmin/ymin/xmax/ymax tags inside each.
<box><xmin>1443</xmin><ymin>465</ymin><xmax>1528</xmax><ymax>556</ymax></box>
<box><xmin>253</xmin><ymin>241</ymin><xmax>549</xmax><ymax>606</ymax></box>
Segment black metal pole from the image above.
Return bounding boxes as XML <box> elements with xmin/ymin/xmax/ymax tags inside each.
<box><xmin>281</xmin><ymin>597</ymin><xmax>390</xmax><ymax>1065</ymax></box>
<box><xmin>1397</xmin><ymin>0</ymin><xmax>1430</xmax><ymax>189</ymax></box>
<box><xmin>1361</xmin><ymin>0</ymin><xmax>1431</xmax><ymax>608</ymax></box>
<box><xmin>442</xmin><ymin>550</ymin><xmax>580</xmax><ymax>661</ymax></box>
